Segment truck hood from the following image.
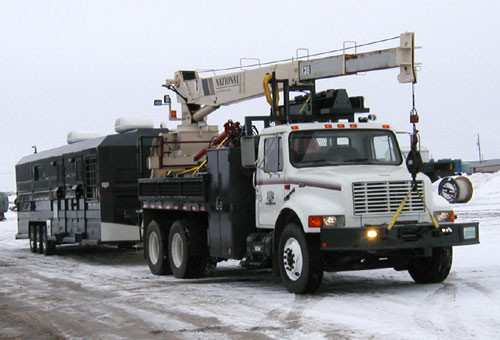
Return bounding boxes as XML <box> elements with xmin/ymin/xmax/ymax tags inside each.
<box><xmin>287</xmin><ymin>165</ymin><xmax>415</xmax><ymax>191</ymax></box>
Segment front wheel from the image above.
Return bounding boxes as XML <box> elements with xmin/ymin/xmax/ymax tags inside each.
<box><xmin>408</xmin><ymin>247</ymin><xmax>453</xmax><ymax>283</ymax></box>
<box><xmin>145</xmin><ymin>220</ymin><xmax>171</xmax><ymax>275</ymax></box>
<box><xmin>278</xmin><ymin>223</ymin><xmax>323</xmax><ymax>294</ymax></box>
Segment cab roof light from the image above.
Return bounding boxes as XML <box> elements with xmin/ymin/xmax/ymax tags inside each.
<box><xmin>382</xmin><ymin>124</ymin><xmax>390</xmax><ymax>129</ymax></box>
<box><xmin>324</xmin><ymin>124</ymin><xmax>332</xmax><ymax>128</ymax></box>
<box><xmin>337</xmin><ymin>124</ymin><xmax>345</xmax><ymax>128</ymax></box>
<box><xmin>349</xmin><ymin>124</ymin><xmax>357</xmax><ymax>128</ymax></box>
<box><xmin>291</xmin><ymin>126</ymin><xmax>299</xmax><ymax>130</ymax></box>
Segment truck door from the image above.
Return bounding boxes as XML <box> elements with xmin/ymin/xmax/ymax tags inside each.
<box><xmin>255</xmin><ymin>135</ymin><xmax>285</xmax><ymax>228</ymax></box>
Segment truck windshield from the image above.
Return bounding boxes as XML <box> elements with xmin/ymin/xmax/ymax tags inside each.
<box><xmin>289</xmin><ymin>129</ymin><xmax>402</xmax><ymax>168</ymax></box>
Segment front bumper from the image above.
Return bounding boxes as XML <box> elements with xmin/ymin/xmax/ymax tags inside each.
<box><xmin>320</xmin><ymin>222</ymin><xmax>479</xmax><ymax>251</ymax></box>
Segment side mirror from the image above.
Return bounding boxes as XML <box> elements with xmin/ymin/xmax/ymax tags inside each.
<box><xmin>241</xmin><ymin>136</ymin><xmax>259</xmax><ymax>168</ymax></box>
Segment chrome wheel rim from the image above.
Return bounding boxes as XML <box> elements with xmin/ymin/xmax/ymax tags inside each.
<box><xmin>171</xmin><ymin>233</ymin><xmax>184</xmax><ymax>269</ymax></box>
<box><xmin>148</xmin><ymin>231</ymin><xmax>160</xmax><ymax>265</ymax></box>
<box><xmin>29</xmin><ymin>228</ymin><xmax>36</xmax><ymax>249</ymax></box>
<box><xmin>283</xmin><ymin>237</ymin><xmax>303</xmax><ymax>281</ymax></box>
<box><xmin>42</xmin><ymin>228</ymin><xmax>47</xmax><ymax>248</ymax></box>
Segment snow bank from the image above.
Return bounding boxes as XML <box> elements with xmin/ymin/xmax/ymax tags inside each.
<box><xmin>465</xmin><ymin>171</ymin><xmax>500</xmax><ymax>197</ymax></box>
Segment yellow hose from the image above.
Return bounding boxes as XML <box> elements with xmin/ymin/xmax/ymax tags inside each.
<box><xmin>263</xmin><ymin>73</ymin><xmax>273</xmax><ymax>106</ymax></box>
<box><xmin>263</xmin><ymin>73</ymin><xmax>280</xmax><ymax>117</ymax></box>
<box><xmin>175</xmin><ymin>136</ymin><xmax>229</xmax><ymax>177</ymax></box>
<box><xmin>298</xmin><ymin>96</ymin><xmax>311</xmax><ymax>114</ymax></box>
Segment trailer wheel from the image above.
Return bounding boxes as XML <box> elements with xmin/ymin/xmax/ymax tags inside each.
<box><xmin>278</xmin><ymin>223</ymin><xmax>323</xmax><ymax>294</ymax></box>
<box><xmin>29</xmin><ymin>224</ymin><xmax>38</xmax><ymax>253</ymax></box>
<box><xmin>41</xmin><ymin>225</ymin><xmax>56</xmax><ymax>256</ymax></box>
<box><xmin>408</xmin><ymin>247</ymin><xmax>453</xmax><ymax>283</ymax></box>
<box><xmin>168</xmin><ymin>220</ymin><xmax>207</xmax><ymax>279</ymax></box>
<box><xmin>145</xmin><ymin>220</ymin><xmax>171</xmax><ymax>275</ymax></box>
<box><xmin>37</xmin><ymin>225</ymin><xmax>45</xmax><ymax>254</ymax></box>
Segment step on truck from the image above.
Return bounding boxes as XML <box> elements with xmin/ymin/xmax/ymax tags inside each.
<box><xmin>141</xmin><ymin>33</ymin><xmax>479</xmax><ymax>293</ymax></box>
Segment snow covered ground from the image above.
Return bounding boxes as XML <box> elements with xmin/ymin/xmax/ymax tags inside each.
<box><xmin>1</xmin><ymin>173</ymin><xmax>499</xmax><ymax>340</ymax></box>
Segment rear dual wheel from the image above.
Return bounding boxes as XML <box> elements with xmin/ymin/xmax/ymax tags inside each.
<box><xmin>29</xmin><ymin>225</ymin><xmax>38</xmax><ymax>253</ymax></box>
<box><xmin>145</xmin><ymin>220</ymin><xmax>172</xmax><ymax>275</ymax></box>
<box><xmin>40</xmin><ymin>225</ymin><xmax>56</xmax><ymax>255</ymax></box>
<box><xmin>29</xmin><ymin>224</ymin><xmax>56</xmax><ymax>255</ymax></box>
<box><xmin>168</xmin><ymin>220</ymin><xmax>208</xmax><ymax>279</ymax></box>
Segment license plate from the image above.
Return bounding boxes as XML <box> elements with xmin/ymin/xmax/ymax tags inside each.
<box><xmin>463</xmin><ymin>226</ymin><xmax>477</xmax><ymax>240</ymax></box>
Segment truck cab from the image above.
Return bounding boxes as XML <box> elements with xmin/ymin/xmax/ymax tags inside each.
<box><xmin>244</xmin><ymin>121</ymin><xmax>478</xmax><ymax>293</ymax></box>
<box><xmin>255</xmin><ymin>122</ymin><xmax>436</xmax><ymax>233</ymax></box>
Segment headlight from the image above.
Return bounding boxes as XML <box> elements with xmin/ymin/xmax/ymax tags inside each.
<box><xmin>433</xmin><ymin>211</ymin><xmax>455</xmax><ymax>222</ymax></box>
<box><xmin>322</xmin><ymin>215</ymin><xmax>345</xmax><ymax>227</ymax></box>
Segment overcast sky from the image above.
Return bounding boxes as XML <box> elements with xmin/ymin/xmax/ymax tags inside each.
<box><xmin>1</xmin><ymin>0</ymin><xmax>499</xmax><ymax>191</ymax></box>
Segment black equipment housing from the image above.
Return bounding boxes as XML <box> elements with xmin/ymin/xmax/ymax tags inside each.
<box><xmin>207</xmin><ymin>147</ymin><xmax>256</xmax><ymax>259</ymax></box>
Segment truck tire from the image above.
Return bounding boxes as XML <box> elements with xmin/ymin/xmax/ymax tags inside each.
<box><xmin>168</xmin><ymin>220</ymin><xmax>207</xmax><ymax>279</ymax></box>
<box><xmin>29</xmin><ymin>224</ymin><xmax>38</xmax><ymax>253</ymax></box>
<box><xmin>145</xmin><ymin>220</ymin><xmax>171</xmax><ymax>275</ymax></box>
<box><xmin>278</xmin><ymin>223</ymin><xmax>323</xmax><ymax>294</ymax></box>
<box><xmin>41</xmin><ymin>225</ymin><xmax>56</xmax><ymax>256</ymax></box>
<box><xmin>408</xmin><ymin>247</ymin><xmax>453</xmax><ymax>283</ymax></box>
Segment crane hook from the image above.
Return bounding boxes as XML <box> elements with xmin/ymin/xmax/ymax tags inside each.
<box><xmin>406</xmin><ymin>83</ymin><xmax>423</xmax><ymax>188</ymax></box>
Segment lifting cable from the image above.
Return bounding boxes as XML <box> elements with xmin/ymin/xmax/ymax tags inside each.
<box><xmin>387</xmin><ymin>84</ymin><xmax>439</xmax><ymax>231</ymax></box>
<box><xmin>198</xmin><ymin>36</ymin><xmax>400</xmax><ymax>74</ymax></box>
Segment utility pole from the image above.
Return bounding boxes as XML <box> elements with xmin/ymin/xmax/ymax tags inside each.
<box><xmin>477</xmin><ymin>134</ymin><xmax>482</xmax><ymax>162</ymax></box>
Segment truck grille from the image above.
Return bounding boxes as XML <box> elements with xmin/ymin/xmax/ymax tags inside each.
<box><xmin>352</xmin><ymin>181</ymin><xmax>425</xmax><ymax>215</ymax></box>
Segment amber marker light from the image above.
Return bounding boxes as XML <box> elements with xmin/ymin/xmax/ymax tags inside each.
<box><xmin>367</xmin><ymin>229</ymin><xmax>378</xmax><ymax>239</ymax></box>
<box><xmin>308</xmin><ymin>216</ymin><xmax>323</xmax><ymax>228</ymax></box>
<box><xmin>291</xmin><ymin>126</ymin><xmax>299</xmax><ymax>130</ymax></box>
<box><xmin>325</xmin><ymin>124</ymin><xmax>332</xmax><ymax>128</ymax></box>
<box><xmin>337</xmin><ymin>124</ymin><xmax>345</xmax><ymax>128</ymax></box>
<box><xmin>382</xmin><ymin>124</ymin><xmax>390</xmax><ymax>129</ymax></box>
<box><xmin>349</xmin><ymin>123</ymin><xmax>357</xmax><ymax>128</ymax></box>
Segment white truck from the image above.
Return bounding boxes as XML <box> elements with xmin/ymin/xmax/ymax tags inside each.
<box><xmin>139</xmin><ymin>33</ymin><xmax>479</xmax><ymax>293</ymax></box>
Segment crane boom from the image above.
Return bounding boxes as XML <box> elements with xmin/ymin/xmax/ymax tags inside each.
<box><xmin>163</xmin><ymin>32</ymin><xmax>416</xmax><ymax>123</ymax></box>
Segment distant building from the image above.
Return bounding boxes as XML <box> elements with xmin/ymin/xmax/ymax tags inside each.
<box><xmin>463</xmin><ymin>159</ymin><xmax>500</xmax><ymax>174</ymax></box>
